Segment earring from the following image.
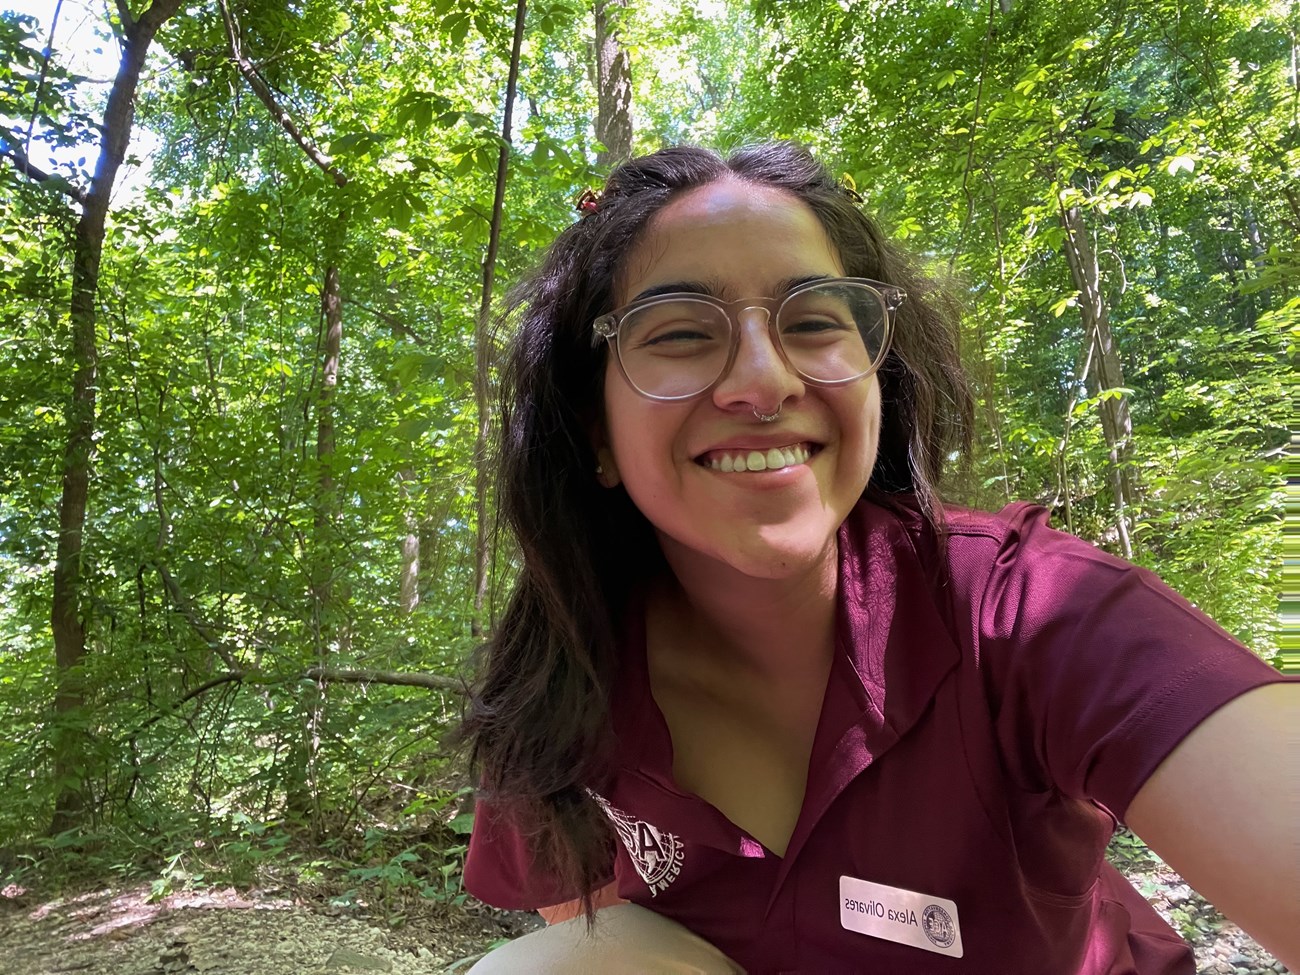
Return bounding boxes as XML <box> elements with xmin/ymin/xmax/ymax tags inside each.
<box><xmin>594</xmin><ymin>450</ymin><xmax>620</xmax><ymax>488</ymax></box>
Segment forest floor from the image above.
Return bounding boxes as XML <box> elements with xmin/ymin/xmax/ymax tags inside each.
<box><xmin>0</xmin><ymin>856</ymin><xmax>1288</xmax><ymax>974</ymax></box>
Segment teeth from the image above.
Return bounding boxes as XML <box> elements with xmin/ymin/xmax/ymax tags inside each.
<box><xmin>705</xmin><ymin>444</ymin><xmax>812</xmax><ymax>473</ymax></box>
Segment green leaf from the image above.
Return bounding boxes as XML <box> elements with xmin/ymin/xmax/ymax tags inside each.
<box><xmin>1050</xmin><ymin>293</ymin><xmax>1079</xmax><ymax>317</ymax></box>
<box><xmin>894</xmin><ymin>216</ymin><xmax>922</xmax><ymax>240</ymax></box>
<box><xmin>449</xmin><ymin>811</ymin><xmax>475</xmax><ymax>834</ymax></box>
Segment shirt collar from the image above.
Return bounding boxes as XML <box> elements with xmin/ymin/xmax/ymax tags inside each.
<box><xmin>606</xmin><ymin>498</ymin><xmax>963</xmax><ymax>858</ymax></box>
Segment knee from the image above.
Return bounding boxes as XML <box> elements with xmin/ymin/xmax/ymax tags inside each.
<box><xmin>465</xmin><ymin>904</ymin><xmax>745</xmax><ymax>974</ymax></box>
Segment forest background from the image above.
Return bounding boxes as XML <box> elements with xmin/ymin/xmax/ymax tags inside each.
<box><xmin>0</xmin><ymin>0</ymin><xmax>1293</xmax><ymax>924</ymax></box>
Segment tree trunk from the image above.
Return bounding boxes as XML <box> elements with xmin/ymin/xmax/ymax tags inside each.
<box><xmin>385</xmin><ymin>319</ymin><xmax>422</xmax><ymax>615</ymax></box>
<box><xmin>49</xmin><ymin>0</ymin><xmax>184</xmax><ymax>834</ymax></box>
<box><xmin>593</xmin><ymin>0</ymin><xmax>633</xmax><ymax>168</ymax></box>
<box><xmin>312</xmin><ymin>260</ymin><xmax>342</xmax><ymax>624</ymax></box>
<box><xmin>294</xmin><ymin>260</ymin><xmax>343</xmax><ymax>833</ymax></box>
<box><xmin>217</xmin><ymin>0</ymin><xmax>352</xmax><ymax>831</ymax></box>
<box><xmin>398</xmin><ymin>497</ymin><xmax>420</xmax><ymax>615</ymax></box>
<box><xmin>1058</xmin><ymin>202</ymin><xmax>1136</xmax><ymax>557</ymax></box>
<box><xmin>418</xmin><ymin>521</ymin><xmax>439</xmax><ymax>605</ymax></box>
<box><xmin>472</xmin><ymin>0</ymin><xmax>527</xmax><ymax>637</ymax></box>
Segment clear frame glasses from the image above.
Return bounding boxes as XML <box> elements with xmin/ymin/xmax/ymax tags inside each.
<box><xmin>591</xmin><ymin>277</ymin><xmax>903</xmax><ymax>402</ymax></box>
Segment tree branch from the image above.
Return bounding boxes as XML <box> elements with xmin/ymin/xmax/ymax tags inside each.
<box><xmin>342</xmin><ymin>297</ymin><xmax>429</xmax><ymax>345</ymax></box>
<box><xmin>135</xmin><ymin>670</ymin><xmax>247</xmax><ymax>733</ymax></box>
<box><xmin>25</xmin><ymin>0</ymin><xmax>65</xmax><ymax>157</ymax></box>
<box><xmin>0</xmin><ymin>143</ymin><xmax>88</xmax><ymax>203</ymax></box>
<box><xmin>473</xmin><ymin>0</ymin><xmax>527</xmax><ymax>635</ymax></box>
<box><xmin>113</xmin><ymin>0</ymin><xmax>136</xmax><ymax>38</ymax></box>
<box><xmin>126</xmin><ymin>663</ymin><xmax>462</xmax><ymax>757</ymax></box>
<box><xmin>153</xmin><ymin>562</ymin><xmax>241</xmax><ymax>670</ymax></box>
<box><xmin>216</xmin><ymin>0</ymin><xmax>348</xmax><ymax>187</ymax></box>
<box><xmin>305</xmin><ymin>666</ymin><xmax>463</xmax><ymax>693</ymax></box>
<box><xmin>949</xmin><ymin>0</ymin><xmax>998</xmax><ymax>272</ymax></box>
<box><xmin>152</xmin><ymin>555</ymin><xmax>468</xmax><ymax>695</ymax></box>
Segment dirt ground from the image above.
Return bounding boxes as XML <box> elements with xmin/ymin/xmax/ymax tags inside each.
<box><xmin>0</xmin><ymin>863</ymin><xmax>1287</xmax><ymax>974</ymax></box>
<box><xmin>0</xmin><ymin>883</ymin><xmax>542</xmax><ymax>974</ymax></box>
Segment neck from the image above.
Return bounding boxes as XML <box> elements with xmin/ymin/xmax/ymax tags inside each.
<box><xmin>652</xmin><ymin>538</ymin><xmax>839</xmax><ymax>680</ymax></box>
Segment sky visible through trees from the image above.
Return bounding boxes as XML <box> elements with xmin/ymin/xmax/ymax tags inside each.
<box><xmin>0</xmin><ymin>0</ymin><xmax>1292</xmax><ymax>906</ymax></box>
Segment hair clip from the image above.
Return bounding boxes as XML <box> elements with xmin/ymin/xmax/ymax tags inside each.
<box><xmin>839</xmin><ymin>173</ymin><xmax>864</xmax><ymax>205</ymax></box>
<box><xmin>575</xmin><ymin>188</ymin><xmax>601</xmax><ymax>216</ymax></box>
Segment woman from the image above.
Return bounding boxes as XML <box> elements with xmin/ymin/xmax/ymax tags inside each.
<box><xmin>458</xmin><ymin>142</ymin><xmax>1296</xmax><ymax>973</ymax></box>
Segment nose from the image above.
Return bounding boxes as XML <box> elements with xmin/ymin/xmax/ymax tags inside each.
<box><xmin>711</xmin><ymin>305</ymin><xmax>804</xmax><ymax>416</ymax></box>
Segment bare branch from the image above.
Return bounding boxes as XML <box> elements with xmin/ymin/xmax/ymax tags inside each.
<box><xmin>126</xmin><ymin>663</ymin><xmax>461</xmax><ymax>754</ymax></box>
<box><xmin>0</xmin><ymin>144</ymin><xmax>88</xmax><ymax>203</ymax></box>
<box><xmin>138</xmin><ymin>671</ymin><xmax>247</xmax><ymax>731</ymax></box>
<box><xmin>216</xmin><ymin>0</ymin><xmax>348</xmax><ymax>187</ymax></box>
<box><xmin>153</xmin><ymin>562</ymin><xmax>241</xmax><ymax>670</ymax></box>
<box><xmin>949</xmin><ymin>0</ymin><xmax>998</xmax><ymax>272</ymax></box>
<box><xmin>25</xmin><ymin>0</ymin><xmax>65</xmax><ymax>157</ymax></box>
<box><xmin>305</xmin><ymin>666</ymin><xmax>464</xmax><ymax>693</ymax></box>
<box><xmin>473</xmin><ymin>0</ymin><xmax>528</xmax><ymax>635</ymax></box>
<box><xmin>342</xmin><ymin>297</ymin><xmax>429</xmax><ymax>344</ymax></box>
<box><xmin>113</xmin><ymin>0</ymin><xmax>136</xmax><ymax>37</ymax></box>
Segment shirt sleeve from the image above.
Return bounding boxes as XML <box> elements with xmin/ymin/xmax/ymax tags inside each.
<box><xmin>462</xmin><ymin>797</ymin><xmax>614</xmax><ymax>911</ymax></box>
<box><xmin>961</xmin><ymin>503</ymin><xmax>1291</xmax><ymax>823</ymax></box>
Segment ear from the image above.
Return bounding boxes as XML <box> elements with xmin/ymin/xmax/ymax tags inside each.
<box><xmin>589</xmin><ymin>410</ymin><xmax>622</xmax><ymax>489</ymax></box>
<box><xmin>595</xmin><ymin>445</ymin><xmax>621</xmax><ymax>488</ymax></box>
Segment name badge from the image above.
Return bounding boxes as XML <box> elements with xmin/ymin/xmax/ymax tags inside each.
<box><xmin>839</xmin><ymin>875</ymin><xmax>963</xmax><ymax>958</ymax></box>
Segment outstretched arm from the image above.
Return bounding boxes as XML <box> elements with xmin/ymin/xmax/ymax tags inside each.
<box><xmin>1126</xmin><ymin>682</ymin><xmax>1299</xmax><ymax>970</ymax></box>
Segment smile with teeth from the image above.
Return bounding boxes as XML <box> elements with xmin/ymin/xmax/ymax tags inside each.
<box><xmin>701</xmin><ymin>443</ymin><xmax>814</xmax><ymax>473</ymax></box>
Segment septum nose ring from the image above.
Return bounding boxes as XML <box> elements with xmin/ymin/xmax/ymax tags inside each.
<box><xmin>738</xmin><ymin>306</ymin><xmax>782</xmax><ymax>424</ymax></box>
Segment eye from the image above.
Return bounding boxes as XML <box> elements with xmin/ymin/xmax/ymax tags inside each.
<box><xmin>623</xmin><ymin>301</ymin><xmax>729</xmax><ymax>352</ymax></box>
<box><xmin>779</xmin><ymin>291</ymin><xmax>858</xmax><ymax>341</ymax></box>
<box><xmin>637</xmin><ymin>325</ymin><xmax>717</xmax><ymax>347</ymax></box>
<box><xmin>782</xmin><ymin>315</ymin><xmax>851</xmax><ymax>335</ymax></box>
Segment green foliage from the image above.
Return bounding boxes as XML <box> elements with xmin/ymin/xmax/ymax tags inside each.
<box><xmin>725</xmin><ymin>0</ymin><xmax>1289</xmax><ymax>657</ymax></box>
<box><xmin>0</xmin><ymin>0</ymin><xmax>1289</xmax><ymax>908</ymax></box>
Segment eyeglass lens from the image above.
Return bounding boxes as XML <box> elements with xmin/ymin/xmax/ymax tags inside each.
<box><xmin>616</xmin><ymin>281</ymin><xmax>889</xmax><ymax>400</ymax></box>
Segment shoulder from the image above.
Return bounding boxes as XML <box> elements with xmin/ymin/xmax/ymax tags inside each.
<box><xmin>847</xmin><ymin>495</ymin><xmax>1265</xmax><ymax>678</ymax></box>
<box><xmin>846</xmin><ymin>495</ymin><xmax>1122</xmax><ymax>593</ymax></box>
<box><xmin>940</xmin><ymin>501</ymin><xmax>1143</xmax><ymax>602</ymax></box>
<box><xmin>849</xmin><ymin>493</ymin><xmax>1071</xmax><ymax>551</ymax></box>
<box><xmin>940</xmin><ymin>499</ymin><xmax>1051</xmax><ymax>547</ymax></box>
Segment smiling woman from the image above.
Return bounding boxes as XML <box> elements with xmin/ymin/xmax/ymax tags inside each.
<box><xmin>455</xmin><ymin>142</ymin><xmax>1296</xmax><ymax>974</ymax></box>
<box><xmin>598</xmin><ymin>180</ymin><xmax>882</xmax><ymax>584</ymax></box>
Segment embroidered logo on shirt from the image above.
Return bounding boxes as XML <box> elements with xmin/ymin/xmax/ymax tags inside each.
<box><xmin>589</xmin><ymin>791</ymin><xmax>684</xmax><ymax>897</ymax></box>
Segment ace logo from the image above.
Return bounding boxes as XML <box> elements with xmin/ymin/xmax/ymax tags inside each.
<box><xmin>589</xmin><ymin>791</ymin><xmax>685</xmax><ymax>897</ymax></box>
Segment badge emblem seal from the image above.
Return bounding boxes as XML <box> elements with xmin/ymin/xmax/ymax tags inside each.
<box><xmin>922</xmin><ymin>904</ymin><xmax>956</xmax><ymax>948</ymax></box>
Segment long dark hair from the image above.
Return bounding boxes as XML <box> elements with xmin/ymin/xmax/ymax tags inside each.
<box><xmin>460</xmin><ymin>142</ymin><xmax>972</xmax><ymax>915</ymax></box>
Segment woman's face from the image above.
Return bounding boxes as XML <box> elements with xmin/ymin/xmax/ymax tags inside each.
<box><xmin>598</xmin><ymin>179</ymin><xmax>882</xmax><ymax>581</ymax></box>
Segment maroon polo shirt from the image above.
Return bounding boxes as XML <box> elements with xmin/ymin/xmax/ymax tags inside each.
<box><xmin>465</xmin><ymin>500</ymin><xmax>1288</xmax><ymax>973</ymax></box>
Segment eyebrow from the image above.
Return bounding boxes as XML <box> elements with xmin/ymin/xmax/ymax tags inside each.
<box><xmin>628</xmin><ymin>274</ymin><xmax>835</xmax><ymax>304</ymax></box>
<box><xmin>629</xmin><ymin>281</ymin><xmax>716</xmax><ymax>303</ymax></box>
